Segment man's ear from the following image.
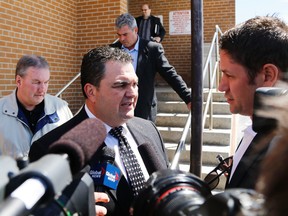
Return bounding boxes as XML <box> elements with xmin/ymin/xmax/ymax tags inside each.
<box><xmin>84</xmin><ymin>83</ymin><xmax>97</xmax><ymax>103</ymax></box>
<box><xmin>262</xmin><ymin>64</ymin><xmax>279</xmax><ymax>86</ymax></box>
<box><xmin>15</xmin><ymin>75</ymin><xmax>22</xmax><ymax>87</ymax></box>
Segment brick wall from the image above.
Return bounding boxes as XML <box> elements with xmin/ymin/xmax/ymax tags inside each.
<box><xmin>204</xmin><ymin>0</ymin><xmax>235</xmax><ymax>42</ymax></box>
<box><xmin>0</xmin><ymin>0</ymin><xmax>81</xmax><ymax>112</ymax></box>
<box><xmin>0</xmin><ymin>0</ymin><xmax>234</xmax><ymax>113</ymax></box>
<box><xmin>76</xmin><ymin>0</ymin><xmax>128</xmax><ymax>57</ymax></box>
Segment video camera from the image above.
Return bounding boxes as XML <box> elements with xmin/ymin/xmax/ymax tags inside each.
<box><xmin>131</xmin><ymin>169</ymin><xmax>266</xmax><ymax>216</ymax></box>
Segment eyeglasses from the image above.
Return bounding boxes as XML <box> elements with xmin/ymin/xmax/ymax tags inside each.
<box><xmin>204</xmin><ymin>155</ymin><xmax>233</xmax><ymax>190</ymax></box>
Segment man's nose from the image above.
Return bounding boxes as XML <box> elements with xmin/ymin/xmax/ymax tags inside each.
<box><xmin>119</xmin><ymin>35</ymin><xmax>125</xmax><ymax>42</ymax></box>
<box><xmin>126</xmin><ymin>85</ymin><xmax>138</xmax><ymax>97</ymax></box>
<box><xmin>39</xmin><ymin>82</ymin><xmax>47</xmax><ymax>91</ymax></box>
<box><xmin>218</xmin><ymin>76</ymin><xmax>228</xmax><ymax>92</ymax></box>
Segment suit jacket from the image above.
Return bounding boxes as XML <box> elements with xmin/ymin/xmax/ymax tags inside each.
<box><xmin>135</xmin><ymin>15</ymin><xmax>166</xmax><ymax>42</ymax></box>
<box><xmin>225</xmin><ymin>132</ymin><xmax>270</xmax><ymax>189</ymax></box>
<box><xmin>110</xmin><ymin>39</ymin><xmax>191</xmax><ymax>122</ymax></box>
<box><xmin>29</xmin><ymin>106</ymin><xmax>169</xmax><ymax>216</ymax></box>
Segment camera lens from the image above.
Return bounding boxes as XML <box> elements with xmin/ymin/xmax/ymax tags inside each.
<box><xmin>132</xmin><ymin>169</ymin><xmax>212</xmax><ymax>216</ymax></box>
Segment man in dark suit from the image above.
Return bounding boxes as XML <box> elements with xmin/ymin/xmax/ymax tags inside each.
<box><xmin>135</xmin><ymin>3</ymin><xmax>166</xmax><ymax>43</ymax></box>
<box><xmin>111</xmin><ymin>13</ymin><xmax>191</xmax><ymax>122</ymax></box>
<box><xmin>29</xmin><ymin>46</ymin><xmax>169</xmax><ymax>216</ymax></box>
<box><xmin>217</xmin><ymin>16</ymin><xmax>288</xmax><ymax>189</ymax></box>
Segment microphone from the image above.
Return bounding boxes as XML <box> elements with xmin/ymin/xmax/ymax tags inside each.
<box><xmin>0</xmin><ymin>118</ymin><xmax>106</xmax><ymax>216</ymax></box>
<box><xmin>90</xmin><ymin>146</ymin><xmax>121</xmax><ymax>190</ymax></box>
<box><xmin>138</xmin><ymin>143</ymin><xmax>168</xmax><ymax>174</ymax></box>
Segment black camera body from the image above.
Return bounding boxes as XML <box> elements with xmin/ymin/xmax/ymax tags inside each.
<box><xmin>132</xmin><ymin>169</ymin><xmax>266</xmax><ymax>216</ymax></box>
<box><xmin>132</xmin><ymin>169</ymin><xmax>211</xmax><ymax>216</ymax></box>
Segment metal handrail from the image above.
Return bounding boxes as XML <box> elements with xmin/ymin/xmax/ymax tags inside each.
<box><xmin>202</xmin><ymin>61</ymin><xmax>219</xmax><ymax>129</ymax></box>
<box><xmin>170</xmin><ymin>112</ymin><xmax>191</xmax><ymax>169</ymax></box>
<box><xmin>202</xmin><ymin>25</ymin><xmax>222</xmax><ymax>130</ymax></box>
<box><xmin>55</xmin><ymin>72</ymin><xmax>81</xmax><ymax>98</ymax></box>
<box><xmin>170</xmin><ymin>25</ymin><xmax>223</xmax><ymax>169</ymax></box>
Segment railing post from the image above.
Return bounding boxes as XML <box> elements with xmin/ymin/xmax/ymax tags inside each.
<box><xmin>190</xmin><ymin>0</ymin><xmax>203</xmax><ymax>177</ymax></box>
<box><xmin>208</xmin><ymin>60</ymin><xmax>213</xmax><ymax>130</ymax></box>
<box><xmin>215</xmin><ymin>25</ymin><xmax>221</xmax><ymax>90</ymax></box>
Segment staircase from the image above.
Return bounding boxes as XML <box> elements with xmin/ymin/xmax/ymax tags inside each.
<box><xmin>155</xmin><ymin>87</ymin><xmax>232</xmax><ymax>190</ymax></box>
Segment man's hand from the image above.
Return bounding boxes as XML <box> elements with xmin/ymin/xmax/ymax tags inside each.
<box><xmin>187</xmin><ymin>102</ymin><xmax>191</xmax><ymax>110</ymax></box>
<box><xmin>153</xmin><ymin>36</ymin><xmax>161</xmax><ymax>43</ymax></box>
<box><xmin>95</xmin><ymin>192</ymin><xmax>110</xmax><ymax>216</ymax></box>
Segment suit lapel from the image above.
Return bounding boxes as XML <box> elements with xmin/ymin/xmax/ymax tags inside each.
<box><xmin>228</xmin><ymin>133</ymin><xmax>269</xmax><ymax>188</ymax></box>
<box><xmin>136</xmin><ymin>39</ymin><xmax>149</xmax><ymax>76</ymax></box>
<box><xmin>126</xmin><ymin>118</ymin><xmax>168</xmax><ymax>174</ymax></box>
<box><xmin>126</xmin><ymin>118</ymin><xmax>143</xmax><ymax>147</ymax></box>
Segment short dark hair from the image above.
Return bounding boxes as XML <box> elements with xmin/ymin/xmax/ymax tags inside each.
<box><xmin>219</xmin><ymin>16</ymin><xmax>288</xmax><ymax>84</ymax></box>
<box><xmin>15</xmin><ymin>54</ymin><xmax>49</xmax><ymax>78</ymax></box>
<box><xmin>80</xmin><ymin>46</ymin><xmax>133</xmax><ymax>98</ymax></box>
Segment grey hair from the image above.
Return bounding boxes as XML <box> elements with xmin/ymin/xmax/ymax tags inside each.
<box><xmin>115</xmin><ymin>13</ymin><xmax>137</xmax><ymax>29</ymax></box>
<box><xmin>15</xmin><ymin>54</ymin><xmax>49</xmax><ymax>78</ymax></box>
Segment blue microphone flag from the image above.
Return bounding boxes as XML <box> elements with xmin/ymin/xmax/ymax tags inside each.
<box><xmin>89</xmin><ymin>163</ymin><xmax>120</xmax><ymax>190</ymax></box>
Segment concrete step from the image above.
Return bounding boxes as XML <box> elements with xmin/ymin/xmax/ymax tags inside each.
<box><xmin>165</xmin><ymin>143</ymin><xmax>230</xmax><ymax>166</ymax></box>
<box><xmin>157</xmin><ymin>101</ymin><xmax>188</xmax><ymax>113</ymax></box>
<box><xmin>203</xmin><ymin>89</ymin><xmax>227</xmax><ymax>102</ymax></box>
<box><xmin>156</xmin><ymin>113</ymin><xmax>189</xmax><ymax>127</ymax></box>
<box><xmin>203</xmin><ymin>128</ymin><xmax>231</xmax><ymax>146</ymax></box>
<box><xmin>204</xmin><ymin>114</ymin><xmax>232</xmax><ymax>129</ymax></box>
<box><xmin>203</xmin><ymin>101</ymin><xmax>230</xmax><ymax>115</ymax></box>
<box><xmin>156</xmin><ymin>88</ymin><xmax>227</xmax><ymax>103</ymax></box>
<box><xmin>158</xmin><ymin>127</ymin><xmax>231</xmax><ymax>146</ymax></box>
<box><xmin>156</xmin><ymin>88</ymin><xmax>186</xmax><ymax>101</ymax></box>
<box><xmin>156</xmin><ymin>113</ymin><xmax>231</xmax><ymax>129</ymax></box>
<box><xmin>157</xmin><ymin>101</ymin><xmax>230</xmax><ymax>115</ymax></box>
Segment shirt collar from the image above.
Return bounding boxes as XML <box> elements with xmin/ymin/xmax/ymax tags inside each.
<box><xmin>121</xmin><ymin>36</ymin><xmax>140</xmax><ymax>52</ymax></box>
<box><xmin>84</xmin><ymin>103</ymin><xmax>127</xmax><ymax>135</ymax></box>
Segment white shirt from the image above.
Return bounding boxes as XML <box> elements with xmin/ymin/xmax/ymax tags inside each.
<box><xmin>84</xmin><ymin>104</ymin><xmax>149</xmax><ymax>181</ymax></box>
<box><xmin>229</xmin><ymin>123</ymin><xmax>256</xmax><ymax>182</ymax></box>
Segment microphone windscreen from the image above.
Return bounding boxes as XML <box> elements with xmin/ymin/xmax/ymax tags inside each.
<box><xmin>100</xmin><ymin>146</ymin><xmax>115</xmax><ymax>163</ymax></box>
<box><xmin>138</xmin><ymin>143</ymin><xmax>167</xmax><ymax>174</ymax></box>
<box><xmin>253</xmin><ymin>87</ymin><xmax>288</xmax><ymax>133</ymax></box>
<box><xmin>49</xmin><ymin>118</ymin><xmax>107</xmax><ymax>174</ymax></box>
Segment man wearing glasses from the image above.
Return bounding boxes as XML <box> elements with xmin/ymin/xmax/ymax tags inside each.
<box><xmin>135</xmin><ymin>3</ymin><xmax>166</xmax><ymax>43</ymax></box>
